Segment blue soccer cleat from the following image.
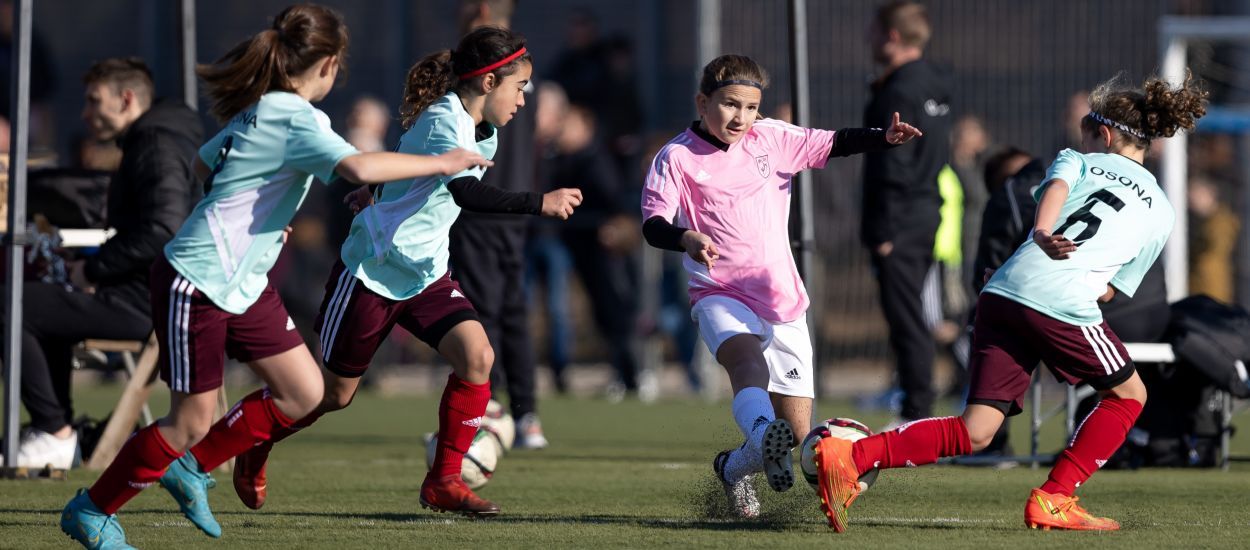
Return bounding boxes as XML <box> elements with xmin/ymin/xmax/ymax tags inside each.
<box><xmin>159</xmin><ymin>453</ymin><xmax>222</xmax><ymax>538</ymax></box>
<box><xmin>60</xmin><ymin>488</ymin><xmax>136</xmax><ymax>550</ymax></box>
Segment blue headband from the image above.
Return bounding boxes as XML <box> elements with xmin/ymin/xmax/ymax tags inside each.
<box><xmin>1088</xmin><ymin>111</ymin><xmax>1146</xmax><ymax>139</ymax></box>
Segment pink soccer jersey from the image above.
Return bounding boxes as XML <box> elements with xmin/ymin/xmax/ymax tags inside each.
<box><xmin>642</xmin><ymin>119</ymin><xmax>836</xmax><ymax>323</ymax></box>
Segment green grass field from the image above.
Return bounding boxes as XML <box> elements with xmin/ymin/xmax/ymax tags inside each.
<box><xmin>4</xmin><ymin>384</ymin><xmax>1250</xmax><ymax>549</ymax></box>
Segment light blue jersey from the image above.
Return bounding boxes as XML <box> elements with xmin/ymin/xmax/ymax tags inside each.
<box><xmin>983</xmin><ymin>149</ymin><xmax>1174</xmax><ymax>325</ymax></box>
<box><xmin>341</xmin><ymin>92</ymin><xmax>496</xmax><ymax>300</ymax></box>
<box><xmin>165</xmin><ymin>91</ymin><xmax>359</xmax><ymax>314</ymax></box>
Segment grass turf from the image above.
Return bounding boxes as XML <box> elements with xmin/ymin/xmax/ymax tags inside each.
<box><xmin>3</xmin><ymin>384</ymin><xmax>1250</xmax><ymax>549</ymax></box>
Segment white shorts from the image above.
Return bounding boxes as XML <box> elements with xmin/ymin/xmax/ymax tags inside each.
<box><xmin>691</xmin><ymin>295</ymin><xmax>814</xmax><ymax>398</ymax></box>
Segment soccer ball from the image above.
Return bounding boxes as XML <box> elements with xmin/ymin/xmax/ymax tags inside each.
<box><xmin>424</xmin><ymin>428</ymin><xmax>502</xmax><ymax>489</ymax></box>
<box><xmin>482</xmin><ymin>399</ymin><xmax>516</xmax><ymax>453</ymax></box>
<box><xmin>799</xmin><ymin>417</ymin><xmax>880</xmax><ymax>493</ymax></box>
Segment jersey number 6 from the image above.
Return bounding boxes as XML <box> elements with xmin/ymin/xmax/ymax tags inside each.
<box><xmin>1054</xmin><ymin>189</ymin><xmax>1125</xmax><ymax>244</ymax></box>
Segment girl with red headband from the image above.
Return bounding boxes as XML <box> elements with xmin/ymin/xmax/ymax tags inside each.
<box><xmin>226</xmin><ymin>25</ymin><xmax>581</xmax><ymax>518</ymax></box>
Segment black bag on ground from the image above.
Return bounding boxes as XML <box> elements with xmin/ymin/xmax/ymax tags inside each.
<box><xmin>1167</xmin><ymin>295</ymin><xmax>1250</xmax><ymax>398</ymax></box>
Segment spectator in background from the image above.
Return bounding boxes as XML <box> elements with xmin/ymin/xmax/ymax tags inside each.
<box><xmin>527</xmin><ymin>82</ymin><xmax>574</xmax><ymax>392</ymax></box>
<box><xmin>950</xmin><ymin>115</ymin><xmax>990</xmax><ymax>271</ymax></box>
<box><xmin>541</xmin><ymin>103</ymin><xmax>643</xmax><ymax>400</ymax></box>
<box><xmin>547</xmin><ymin>10</ymin><xmax>644</xmax><ymax>184</ymax></box>
<box><xmin>450</xmin><ymin>0</ymin><xmax>549</xmax><ymax>448</ymax></box>
<box><xmin>1051</xmin><ymin>90</ymin><xmax>1089</xmax><ymax>156</ymax></box>
<box><xmin>345</xmin><ymin>95</ymin><xmax>389</xmax><ymax>153</ymax></box>
<box><xmin>0</xmin><ymin>58</ymin><xmax>200</xmax><ymax>469</ymax></box>
<box><xmin>861</xmin><ymin>1</ymin><xmax>952</xmax><ymax>424</ymax></box>
<box><xmin>0</xmin><ymin>0</ymin><xmax>57</xmax><ymax>151</ymax></box>
<box><xmin>1188</xmin><ymin>175</ymin><xmax>1239</xmax><ymax>303</ymax></box>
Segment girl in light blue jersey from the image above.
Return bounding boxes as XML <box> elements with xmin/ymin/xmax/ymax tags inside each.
<box><xmin>60</xmin><ymin>5</ymin><xmax>492</xmax><ymax>548</ymax></box>
<box><xmin>816</xmin><ymin>73</ymin><xmax>1207</xmax><ymax>533</ymax></box>
<box><xmin>230</xmin><ymin>26</ymin><xmax>582</xmax><ymax>518</ymax></box>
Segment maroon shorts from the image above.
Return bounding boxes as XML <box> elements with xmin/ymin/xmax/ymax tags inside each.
<box><xmin>151</xmin><ymin>257</ymin><xmax>304</xmax><ymax>394</ymax></box>
<box><xmin>967</xmin><ymin>292</ymin><xmax>1135</xmax><ymax>416</ymax></box>
<box><xmin>314</xmin><ymin>261</ymin><xmax>478</xmax><ymax>378</ymax></box>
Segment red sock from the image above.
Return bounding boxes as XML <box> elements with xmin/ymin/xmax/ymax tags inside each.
<box><xmin>88</xmin><ymin>424</ymin><xmax>181</xmax><ymax>515</ymax></box>
<box><xmin>432</xmin><ymin>374</ymin><xmax>491</xmax><ymax>479</ymax></box>
<box><xmin>851</xmin><ymin>416</ymin><xmax>972</xmax><ymax>476</ymax></box>
<box><xmin>188</xmin><ymin>388</ymin><xmax>296</xmax><ymax>472</ymax></box>
<box><xmin>268</xmin><ymin>409</ymin><xmax>325</xmax><ymax>445</ymax></box>
<box><xmin>1041</xmin><ymin>397</ymin><xmax>1142</xmax><ymax>496</ymax></box>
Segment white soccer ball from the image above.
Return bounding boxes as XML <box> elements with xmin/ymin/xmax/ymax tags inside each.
<box><xmin>799</xmin><ymin>417</ymin><xmax>880</xmax><ymax>493</ymax></box>
<box><xmin>482</xmin><ymin>399</ymin><xmax>516</xmax><ymax>453</ymax></box>
<box><xmin>424</xmin><ymin>428</ymin><xmax>501</xmax><ymax>489</ymax></box>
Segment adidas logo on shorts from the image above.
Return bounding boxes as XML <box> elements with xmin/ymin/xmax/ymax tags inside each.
<box><xmin>783</xmin><ymin>368</ymin><xmax>801</xmax><ymax>380</ymax></box>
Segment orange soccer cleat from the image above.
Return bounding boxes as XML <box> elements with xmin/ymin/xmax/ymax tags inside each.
<box><xmin>233</xmin><ymin>441</ymin><xmax>272</xmax><ymax>510</ymax></box>
<box><xmin>1024</xmin><ymin>488</ymin><xmax>1120</xmax><ymax>531</ymax></box>
<box><xmin>814</xmin><ymin>436</ymin><xmax>861</xmax><ymax>533</ymax></box>
<box><xmin>420</xmin><ymin>474</ymin><xmax>501</xmax><ymax>518</ymax></box>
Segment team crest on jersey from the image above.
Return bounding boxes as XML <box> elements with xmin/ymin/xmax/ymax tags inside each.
<box><xmin>755</xmin><ymin>154</ymin><xmax>770</xmax><ymax>177</ymax></box>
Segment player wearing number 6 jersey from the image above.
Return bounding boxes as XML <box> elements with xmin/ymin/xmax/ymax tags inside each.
<box><xmin>59</xmin><ymin>5</ymin><xmax>492</xmax><ymax>548</ymax></box>
<box><xmin>816</xmin><ymin>73</ymin><xmax>1207</xmax><ymax>532</ymax></box>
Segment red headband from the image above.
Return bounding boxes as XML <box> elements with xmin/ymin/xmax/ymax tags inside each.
<box><xmin>457</xmin><ymin>47</ymin><xmax>528</xmax><ymax>80</ymax></box>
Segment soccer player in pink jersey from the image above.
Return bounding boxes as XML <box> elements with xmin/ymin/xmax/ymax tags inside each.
<box><xmin>641</xmin><ymin>54</ymin><xmax>921</xmax><ymax>517</ymax></box>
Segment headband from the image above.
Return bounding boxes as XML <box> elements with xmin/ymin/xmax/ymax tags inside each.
<box><xmin>713</xmin><ymin>79</ymin><xmax>763</xmax><ymax>91</ymax></box>
<box><xmin>457</xmin><ymin>47</ymin><xmax>528</xmax><ymax>80</ymax></box>
<box><xmin>1088</xmin><ymin>111</ymin><xmax>1146</xmax><ymax>139</ymax></box>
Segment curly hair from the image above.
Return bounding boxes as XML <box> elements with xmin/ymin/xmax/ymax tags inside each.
<box><xmin>1082</xmin><ymin>71</ymin><xmax>1208</xmax><ymax>149</ymax></box>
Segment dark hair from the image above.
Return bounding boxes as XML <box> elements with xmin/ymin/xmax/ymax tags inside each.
<box><xmin>400</xmin><ymin>26</ymin><xmax>530</xmax><ymax>129</ymax></box>
<box><xmin>983</xmin><ymin>146</ymin><xmax>1032</xmax><ymax>192</ymax></box>
<box><xmin>83</xmin><ymin>57</ymin><xmax>154</xmax><ymax>106</ymax></box>
<box><xmin>698</xmin><ymin>54</ymin><xmax>769</xmax><ymax>96</ymax></box>
<box><xmin>1081</xmin><ymin>71</ymin><xmax>1208</xmax><ymax>149</ymax></box>
<box><xmin>874</xmin><ymin>1</ymin><xmax>931</xmax><ymax>49</ymax></box>
<box><xmin>197</xmin><ymin>4</ymin><xmax>349</xmax><ymax>122</ymax></box>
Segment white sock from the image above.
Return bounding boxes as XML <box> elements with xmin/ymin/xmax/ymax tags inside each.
<box><xmin>731</xmin><ymin>387</ymin><xmax>775</xmax><ymax>454</ymax></box>
<box><xmin>723</xmin><ymin>444</ymin><xmax>763</xmax><ymax>483</ymax></box>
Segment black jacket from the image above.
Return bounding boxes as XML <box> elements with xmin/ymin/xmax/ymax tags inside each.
<box><xmin>861</xmin><ymin>59</ymin><xmax>951</xmax><ymax>248</ymax></box>
<box><xmin>85</xmin><ymin>98</ymin><xmax>202</xmax><ymax>314</ymax></box>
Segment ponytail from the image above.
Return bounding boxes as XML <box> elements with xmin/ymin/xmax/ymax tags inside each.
<box><xmin>397</xmin><ymin>26</ymin><xmax>530</xmax><ymax>129</ymax></box>
<box><xmin>198</xmin><ymin>3</ymin><xmax>349</xmax><ymax>122</ymax></box>
<box><xmin>400</xmin><ymin>50</ymin><xmax>457</xmax><ymax>129</ymax></box>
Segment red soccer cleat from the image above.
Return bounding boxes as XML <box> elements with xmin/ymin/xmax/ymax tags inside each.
<box><xmin>420</xmin><ymin>474</ymin><xmax>500</xmax><ymax>518</ymax></box>
<box><xmin>233</xmin><ymin>441</ymin><xmax>272</xmax><ymax>510</ymax></box>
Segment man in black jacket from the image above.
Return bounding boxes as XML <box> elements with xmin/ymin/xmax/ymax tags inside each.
<box><xmin>4</xmin><ymin>58</ymin><xmax>200</xmax><ymax>468</ymax></box>
<box><xmin>862</xmin><ymin>1</ymin><xmax>952</xmax><ymax>423</ymax></box>
<box><xmin>449</xmin><ymin>0</ymin><xmax>549</xmax><ymax>448</ymax></box>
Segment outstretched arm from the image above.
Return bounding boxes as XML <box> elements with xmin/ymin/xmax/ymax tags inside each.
<box><xmin>828</xmin><ymin>112</ymin><xmax>923</xmax><ymax>158</ymax></box>
<box><xmin>335</xmin><ymin>149</ymin><xmax>492</xmax><ymax>185</ymax></box>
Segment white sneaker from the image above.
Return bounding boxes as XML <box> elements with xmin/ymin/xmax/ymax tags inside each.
<box><xmin>515</xmin><ymin>413</ymin><xmax>549</xmax><ymax>449</ymax></box>
<box><xmin>713</xmin><ymin>450</ymin><xmax>760</xmax><ymax>519</ymax></box>
<box><xmin>11</xmin><ymin>428</ymin><xmax>78</xmax><ymax>469</ymax></box>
